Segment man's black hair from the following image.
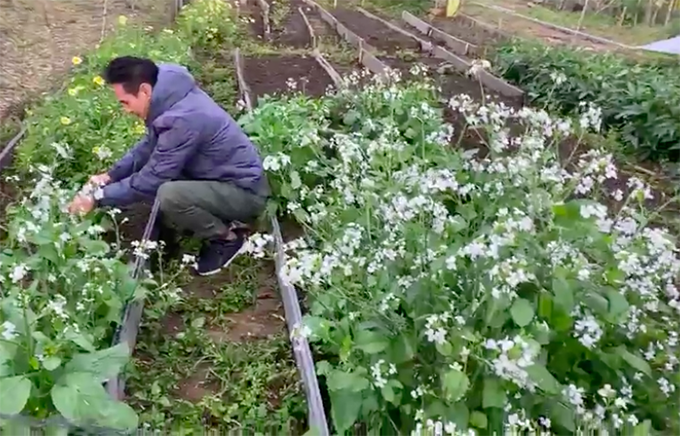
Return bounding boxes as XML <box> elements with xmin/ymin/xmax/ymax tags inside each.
<box><xmin>103</xmin><ymin>56</ymin><xmax>159</xmax><ymax>95</ymax></box>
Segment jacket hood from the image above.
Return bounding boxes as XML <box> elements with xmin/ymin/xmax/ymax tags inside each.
<box><xmin>146</xmin><ymin>63</ymin><xmax>196</xmax><ymax>125</ymax></box>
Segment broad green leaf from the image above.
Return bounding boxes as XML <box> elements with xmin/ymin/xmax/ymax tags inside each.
<box><xmin>64</xmin><ymin>343</ymin><xmax>130</xmax><ymax>382</ymax></box>
<box><xmin>633</xmin><ymin>419</ymin><xmax>652</xmax><ymax>436</ymax></box>
<box><xmin>329</xmin><ymin>388</ymin><xmax>362</xmax><ymax>434</ymax></box>
<box><xmin>436</xmin><ymin>340</ymin><xmax>453</xmax><ymax>356</ymax></box>
<box><xmin>482</xmin><ymin>378</ymin><xmax>506</xmax><ymax>409</ymax></box>
<box><xmin>470</xmin><ymin>411</ymin><xmax>488</xmax><ymax>429</ymax></box>
<box><xmin>0</xmin><ymin>376</ymin><xmax>31</xmax><ymax>415</ymax></box>
<box><xmin>526</xmin><ymin>364</ymin><xmax>561</xmax><ymax>394</ymax></box>
<box><xmin>43</xmin><ymin>356</ymin><xmax>62</xmax><ymax>371</ymax></box>
<box><xmin>64</xmin><ymin>329</ymin><xmax>96</xmax><ymax>353</ymax></box>
<box><xmin>552</xmin><ymin>278</ymin><xmax>574</xmax><ymax>312</ymax></box>
<box><xmin>550</xmin><ymin>401</ymin><xmax>575</xmax><ymax>432</ymax></box>
<box><xmin>510</xmin><ymin>298</ymin><xmax>534</xmax><ymax>327</ymax></box>
<box><xmin>51</xmin><ymin>372</ymin><xmax>138</xmax><ymax>430</ymax></box>
<box><xmin>327</xmin><ymin>369</ymin><xmax>369</xmax><ymax>392</ymax></box>
<box><xmin>606</xmin><ymin>288</ymin><xmax>629</xmax><ymax>319</ymax></box>
<box><xmin>354</xmin><ymin>330</ymin><xmax>388</xmax><ymax>354</ymax></box>
<box><xmin>442</xmin><ymin>368</ymin><xmax>469</xmax><ymax>402</ymax></box>
<box><xmin>0</xmin><ymin>343</ymin><xmax>16</xmax><ymax>377</ymax></box>
<box><xmin>616</xmin><ymin>347</ymin><xmax>651</xmax><ymax>376</ymax></box>
<box><xmin>381</xmin><ymin>384</ymin><xmax>395</xmax><ymax>404</ymax></box>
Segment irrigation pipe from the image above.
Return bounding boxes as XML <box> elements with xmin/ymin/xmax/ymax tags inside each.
<box><xmin>233</xmin><ymin>48</ymin><xmax>330</xmax><ymax>436</ymax></box>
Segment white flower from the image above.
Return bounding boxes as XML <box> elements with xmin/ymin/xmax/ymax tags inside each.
<box><xmin>1</xmin><ymin>321</ymin><xmax>17</xmax><ymax>340</ymax></box>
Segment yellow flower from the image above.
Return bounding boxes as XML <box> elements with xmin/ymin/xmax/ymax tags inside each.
<box><xmin>93</xmin><ymin>76</ymin><xmax>105</xmax><ymax>86</ymax></box>
<box><xmin>118</xmin><ymin>15</ymin><xmax>128</xmax><ymax>26</ymax></box>
<box><xmin>72</xmin><ymin>56</ymin><xmax>83</xmax><ymax>66</ymax></box>
<box><xmin>133</xmin><ymin>123</ymin><xmax>146</xmax><ymax>135</ymax></box>
<box><xmin>60</xmin><ymin>117</ymin><xmax>71</xmax><ymax>125</ymax></box>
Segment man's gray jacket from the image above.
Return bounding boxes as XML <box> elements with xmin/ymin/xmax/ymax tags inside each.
<box><xmin>99</xmin><ymin>63</ymin><xmax>266</xmax><ymax>206</ymax></box>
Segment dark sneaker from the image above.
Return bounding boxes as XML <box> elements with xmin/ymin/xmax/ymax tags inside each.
<box><xmin>195</xmin><ymin>236</ymin><xmax>245</xmax><ymax>276</ymax></box>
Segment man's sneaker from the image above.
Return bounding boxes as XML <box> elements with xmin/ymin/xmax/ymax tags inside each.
<box><xmin>195</xmin><ymin>236</ymin><xmax>245</xmax><ymax>276</ymax></box>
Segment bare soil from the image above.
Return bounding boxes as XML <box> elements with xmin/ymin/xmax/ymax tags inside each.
<box><xmin>270</xmin><ymin>0</ymin><xmax>311</xmax><ymax>48</ymax></box>
<box><xmin>245</xmin><ymin>55</ymin><xmax>334</xmax><ymax>102</ymax></box>
<box><xmin>0</xmin><ymin>0</ymin><xmax>172</xmax><ymax>121</ymax></box>
<box><xmin>330</xmin><ymin>7</ymin><xmax>421</xmax><ymax>54</ymax></box>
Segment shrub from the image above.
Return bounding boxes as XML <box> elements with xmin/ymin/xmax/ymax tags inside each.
<box><xmin>493</xmin><ymin>41</ymin><xmax>680</xmax><ymax>161</ymax></box>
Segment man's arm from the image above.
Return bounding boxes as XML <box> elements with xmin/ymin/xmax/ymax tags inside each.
<box><xmin>107</xmin><ymin>135</ymin><xmax>154</xmax><ymax>182</ymax></box>
<box><xmin>98</xmin><ymin>119</ymin><xmax>198</xmax><ymax>207</ymax></box>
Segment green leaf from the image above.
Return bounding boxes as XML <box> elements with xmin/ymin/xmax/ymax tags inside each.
<box><xmin>43</xmin><ymin>356</ymin><xmax>62</xmax><ymax>371</ymax></box>
<box><xmin>64</xmin><ymin>343</ymin><xmax>130</xmax><ymax>382</ymax></box>
<box><xmin>633</xmin><ymin>419</ymin><xmax>652</xmax><ymax>436</ymax></box>
<box><xmin>510</xmin><ymin>298</ymin><xmax>534</xmax><ymax>327</ymax></box>
<box><xmin>526</xmin><ymin>364</ymin><xmax>561</xmax><ymax>394</ymax></box>
<box><xmin>470</xmin><ymin>411</ymin><xmax>488</xmax><ymax>429</ymax></box>
<box><xmin>616</xmin><ymin>347</ymin><xmax>652</xmax><ymax>376</ymax></box>
<box><xmin>381</xmin><ymin>384</ymin><xmax>395</xmax><ymax>404</ymax></box>
<box><xmin>327</xmin><ymin>369</ymin><xmax>369</xmax><ymax>392</ymax></box>
<box><xmin>442</xmin><ymin>368</ymin><xmax>469</xmax><ymax>402</ymax></box>
<box><xmin>550</xmin><ymin>401</ymin><xmax>575</xmax><ymax>432</ymax></box>
<box><xmin>482</xmin><ymin>378</ymin><xmax>506</xmax><ymax>409</ymax></box>
<box><xmin>329</xmin><ymin>388</ymin><xmax>362</xmax><ymax>434</ymax></box>
<box><xmin>354</xmin><ymin>330</ymin><xmax>388</xmax><ymax>354</ymax></box>
<box><xmin>64</xmin><ymin>329</ymin><xmax>96</xmax><ymax>353</ymax></box>
<box><xmin>606</xmin><ymin>288</ymin><xmax>629</xmax><ymax>319</ymax></box>
<box><xmin>51</xmin><ymin>372</ymin><xmax>138</xmax><ymax>430</ymax></box>
<box><xmin>552</xmin><ymin>278</ymin><xmax>574</xmax><ymax>312</ymax></box>
<box><xmin>436</xmin><ymin>340</ymin><xmax>453</xmax><ymax>356</ymax></box>
<box><xmin>0</xmin><ymin>376</ymin><xmax>31</xmax><ymax>415</ymax></box>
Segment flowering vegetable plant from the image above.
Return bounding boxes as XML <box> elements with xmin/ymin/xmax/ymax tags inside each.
<box><xmin>241</xmin><ymin>68</ymin><xmax>680</xmax><ymax>435</ymax></box>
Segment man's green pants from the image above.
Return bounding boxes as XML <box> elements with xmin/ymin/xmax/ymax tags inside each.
<box><xmin>157</xmin><ymin>180</ymin><xmax>268</xmax><ymax>240</ymax></box>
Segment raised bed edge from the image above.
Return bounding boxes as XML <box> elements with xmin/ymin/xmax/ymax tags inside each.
<box><xmin>430</xmin><ymin>45</ymin><xmax>525</xmax><ymax>98</ymax></box>
<box><xmin>298</xmin><ymin>6</ymin><xmax>317</xmax><ymax>48</ymax></box>
<box><xmin>233</xmin><ymin>48</ymin><xmax>331</xmax><ymax>436</ymax></box>
<box><xmin>105</xmin><ymin>198</ymin><xmax>161</xmax><ymax>400</ymax></box>
<box><xmin>401</xmin><ymin>10</ymin><xmax>473</xmax><ymax>57</ymax></box>
<box><xmin>256</xmin><ymin>0</ymin><xmax>272</xmax><ymax>39</ymax></box>
<box><xmin>301</xmin><ymin>0</ymin><xmax>388</xmax><ymax>76</ymax></box>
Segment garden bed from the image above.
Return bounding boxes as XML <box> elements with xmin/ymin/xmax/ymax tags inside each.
<box><xmin>330</xmin><ymin>7</ymin><xmax>420</xmax><ymax>54</ymax></box>
<box><xmin>244</xmin><ymin>55</ymin><xmax>334</xmax><ymax>101</ymax></box>
<box><xmin>269</xmin><ymin>0</ymin><xmax>312</xmax><ymax>47</ymax></box>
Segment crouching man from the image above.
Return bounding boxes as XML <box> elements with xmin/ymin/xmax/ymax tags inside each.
<box><xmin>68</xmin><ymin>56</ymin><xmax>269</xmax><ymax>276</ymax></box>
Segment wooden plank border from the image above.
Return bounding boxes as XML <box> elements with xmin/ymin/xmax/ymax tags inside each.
<box><xmin>256</xmin><ymin>0</ymin><xmax>272</xmax><ymax>40</ymax></box>
<box><xmin>430</xmin><ymin>45</ymin><xmax>525</xmax><ymax>98</ymax></box>
<box><xmin>401</xmin><ymin>11</ymin><xmax>474</xmax><ymax>57</ymax></box>
<box><xmin>300</xmin><ymin>0</ymin><xmax>389</xmax><ymax>77</ymax></box>
<box><xmin>298</xmin><ymin>6</ymin><xmax>317</xmax><ymax>48</ymax></box>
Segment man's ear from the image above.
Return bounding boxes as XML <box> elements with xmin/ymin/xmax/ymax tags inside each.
<box><xmin>139</xmin><ymin>82</ymin><xmax>153</xmax><ymax>98</ymax></box>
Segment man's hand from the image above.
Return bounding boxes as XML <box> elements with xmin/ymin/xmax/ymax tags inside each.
<box><xmin>89</xmin><ymin>173</ymin><xmax>111</xmax><ymax>187</ymax></box>
<box><xmin>68</xmin><ymin>194</ymin><xmax>95</xmax><ymax>216</ymax></box>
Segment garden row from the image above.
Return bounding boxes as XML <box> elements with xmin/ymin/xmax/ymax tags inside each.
<box><xmin>226</xmin><ymin>0</ymin><xmax>680</xmax><ymax>434</ymax></box>
<box><xmin>0</xmin><ymin>0</ymin><xmax>310</xmax><ymax>433</ymax></box>
<box><xmin>333</xmin><ymin>0</ymin><xmax>680</xmax><ymax>165</ymax></box>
